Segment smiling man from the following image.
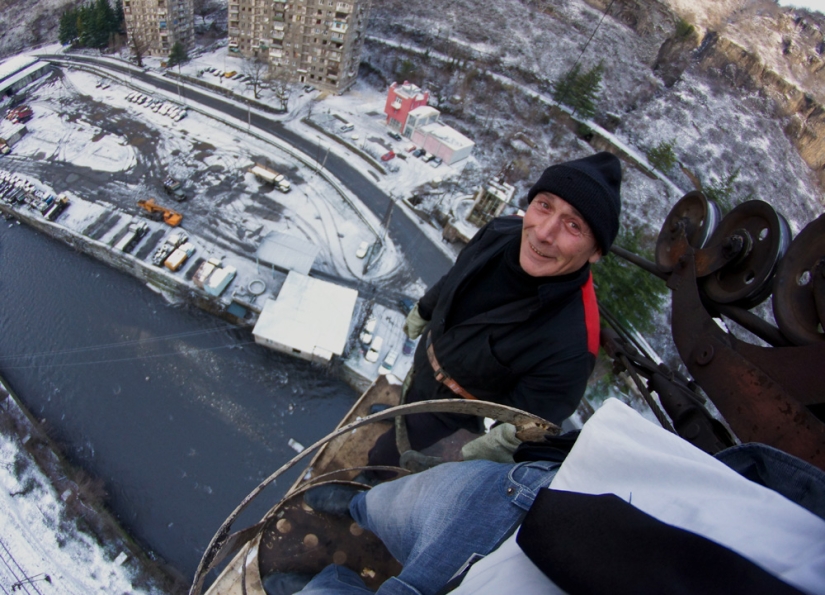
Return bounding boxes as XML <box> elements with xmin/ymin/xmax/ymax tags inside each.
<box><xmin>369</xmin><ymin>152</ymin><xmax>622</xmax><ymax>470</ymax></box>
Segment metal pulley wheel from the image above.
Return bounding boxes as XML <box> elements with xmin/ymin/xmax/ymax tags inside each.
<box><xmin>655</xmin><ymin>191</ymin><xmax>721</xmax><ymax>272</ymax></box>
<box><xmin>772</xmin><ymin>214</ymin><xmax>825</xmax><ymax>345</ymax></box>
<box><xmin>700</xmin><ymin>201</ymin><xmax>792</xmax><ymax>309</ymax></box>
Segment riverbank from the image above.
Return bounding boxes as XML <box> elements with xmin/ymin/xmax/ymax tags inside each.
<box><xmin>0</xmin><ymin>172</ymin><xmax>414</xmax><ymax>394</ymax></box>
<box><xmin>0</xmin><ymin>372</ymin><xmax>187</xmax><ymax>594</ymax></box>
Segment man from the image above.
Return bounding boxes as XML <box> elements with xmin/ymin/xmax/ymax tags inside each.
<box><xmin>271</xmin><ymin>399</ymin><xmax>825</xmax><ymax>595</ymax></box>
<box><xmin>369</xmin><ymin>152</ymin><xmax>622</xmax><ymax>469</ymax></box>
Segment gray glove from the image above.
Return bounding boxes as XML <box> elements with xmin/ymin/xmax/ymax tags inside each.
<box><xmin>403</xmin><ymin>303</ymin><xmax>428</xmax><ymax>339</ymax></box>
<box><xmin>461</xmin><ymin>423</ymin><xmax>520</xmax><ymax>463</ymax></box>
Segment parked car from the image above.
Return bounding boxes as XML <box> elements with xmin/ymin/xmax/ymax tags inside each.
<box><xmin>365</xmin><ymin>336</ymin><xmax>384</xmax><ymax>363</ymax></box>
<box><xmin>360</xmin><ymin>315</ymin><xmax>377</xmax><ymax>345</ymax></box>
<box><xmin>421</xmin><ymin>152</ymin><xmax>434</xmax><ymax>162</ymax></box>
<box><xmin>387</xmin><ymin>131</ymin><xmax>402</xmax><ymax>141</ymax></box>
<box><xmin>429</xmin><ymin>156</ymin><xmax>443</xmax><ymax>168</ymax></box>
<box><xmin>403</xmin><ymin>337</ymin><xmax>415</xmax><ymax>356</ymax></box>
<box><xmin>412</xmin><ymin>148</ymin><xmax>425</xmax><ymax>158</ymax></box>
<box><xmin>303</xmin><ymin>85</ymin><xmax>315</xmax><ymax>92</ymax></box>
<box><xmin>379</xmin><ymin>351</ymin><xmax>398</xmax><ymax>375</ymax></box>
<box><xmin>356</xmin><ymin>240</ymin><xmax>370</xmax><ymax>259</ymax></box>
<box><xmin>381</xmin><ymin>151</ymin><xmax>396</xmax><ymax>162</ymax></box>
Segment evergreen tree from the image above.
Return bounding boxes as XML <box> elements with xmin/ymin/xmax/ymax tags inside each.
<box><xmin>114</xmin><ymin>0</ymin><xmax>125</xmax><ymax>34</ymax></box>
<box><xmin>552</xmin><ymin>61</ymin><xmax>604</xmax><ymax>119</ymax></box>
<box><xmin>58</xmin><ymin>8</ymin><xmax>79</xmax><ymax>45</ymax></box>
<box><xmin>551</xmin><ymin>64</ymin><xmax>580</xmax><ymax>108</ymax></box>
<box><xmin>592</xmin><ymin>225</ymin><xmax>667</xmax><ymax>334</ymax></box>
<box><xmin>60</xmin><ymin>0</ymin><xmax>122</xmax><ymax>50</ymax></box>
<box><xmin>168</xmin><ymin>42</ymin><xmax>189</xmax><ymax>67</ymax></box>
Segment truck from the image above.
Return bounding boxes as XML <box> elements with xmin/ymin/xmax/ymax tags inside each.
<box><xmin>115</xmin><ymin>221</ymin><xmax>149</xmax><ymax>253</ymax></box>
<box><xmin>163</xmin><ymin>177</ymin><xmax>187</xmax><ymax>202</ymax></box>
<box><xmin>137</xmin><ymin>198</ymin><xmax>183</xmax><ymax>226</ymax></box>
<box><xmin>44</xmin><ymin>193</ymin><xmax>69</xmax><ymax>221</ymax></box>
<box><xmin>164</xmin><ymin>242</ymin><xmax>196</xmax><ymax>272</ymax></box>
<box><xmin>249</xmin><ymin>163</ymin><xmax>291</xmax><ymax>193</ymax></box>
<box><xmin>152</xmin><ymin>231</ymin><xmax>188</xmax><ymax>266</ymax></box>
<box><xmin>5</xmin><ymin>105</ymin><xmax>33</xmax><ymax>124</ymax></box>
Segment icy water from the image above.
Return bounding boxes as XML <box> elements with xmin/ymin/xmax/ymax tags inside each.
<box><xmin>0</xmin><ymin>220</ymin><xmax>357</xmax><ymax>582</ymax></box>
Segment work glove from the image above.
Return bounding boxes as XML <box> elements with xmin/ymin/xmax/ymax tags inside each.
<box><xmin>461</xmin><ymin>423</ymin><xmax>520</xmax><ymax>463</ymax></box>
<box><xmin>403</xmin><ymin>303</ymin><xmax>428</xmax><ymax>339</ymax></box>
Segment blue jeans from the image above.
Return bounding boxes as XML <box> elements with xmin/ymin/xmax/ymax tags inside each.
<box><xmin>298</xmin><ymin>459</ymin><xmax>560</xmax><ymax>595</ymax></box>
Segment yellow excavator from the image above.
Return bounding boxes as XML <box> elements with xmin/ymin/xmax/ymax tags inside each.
<box><xmin>137</xmin><ymin>198</ymin><xmax>183</xmax><ymax>227</ymax></box>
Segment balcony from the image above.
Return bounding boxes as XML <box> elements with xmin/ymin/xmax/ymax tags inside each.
<box><xmin>272</xmin><ymin>30</ymin><xmax>284</xmax><ymax>40</ymax></box>
<box><xmin>327</xmin><ymin>51</ymin><xmax>341</xmax><ymax>62</ymax></box>
<box><xmin>330</xmin><ymin>22</ymin><xmax>347</xmax><ymax>34</ymax></box>
<box><xmin>335</xmin><ymin>2</ymin><xmax>351</xmax><ymax>13</ymax></box>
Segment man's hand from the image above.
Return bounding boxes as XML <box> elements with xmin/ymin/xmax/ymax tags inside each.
<box><xmin>403</xmin><ymin>303</ymin><xmax>428</xmax><ymax>339</ymax></box>
<box><xmin>461</xmin><ymin>423</ymin><xmax>520</xmax><ymax>463</ymax></box>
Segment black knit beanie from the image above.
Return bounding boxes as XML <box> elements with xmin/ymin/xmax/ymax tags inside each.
<box><xmin>527</xmin><ymin>152</ymin><xmax>622</xmax><ymax>252</ymax></box>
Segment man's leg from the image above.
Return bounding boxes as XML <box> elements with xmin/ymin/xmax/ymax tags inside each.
<box><xmin>297</xmin><ymin>564</ymin><xmax>375</xmax><ymax>595</ymax></box>
<box><xmin>349</xmin><ymin>459</ymin><xmax>560</xmax><ymax>595</ymax></box>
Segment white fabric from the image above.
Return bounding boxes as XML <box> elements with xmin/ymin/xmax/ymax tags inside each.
<box><xmin>453</xmin><ymin>398</ymin><xmax>825</xmax><ymax>595</ymax></box>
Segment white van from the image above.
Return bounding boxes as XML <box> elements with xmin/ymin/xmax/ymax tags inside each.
<box><xmin>365</xmin><ymin>336</ymin><xmax>383</xmax><ymax>363</ymax></box>
<box><xmin>340</xmin><ymin>122</ymin><xmax>354</xmax><ymax>132</ymax></box>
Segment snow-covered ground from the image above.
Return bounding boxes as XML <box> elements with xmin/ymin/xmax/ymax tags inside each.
<box><xmin>0</xmin><ymin>381</ymin><xmax>172</xmax><ymax>594</ymax></box>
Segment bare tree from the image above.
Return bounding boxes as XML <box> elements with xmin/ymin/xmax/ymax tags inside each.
<box><xmin>193</xmin><ymin>0</ymin><xmax>211</xmax><ymax>27</ymax></box>
<box><xmin>242</xmin><ymin>56</ymin><xmax>270</xmax><ymax>100</ymax></box>
<box><xmin>129</xmin><ymin>31</ymin><xmax>149</xmax><ymax>68</ymax></box>
<box><xmin>269</xmin><ymin>66</ymin><xmax>293</xmax><ymax>112</ymax></box>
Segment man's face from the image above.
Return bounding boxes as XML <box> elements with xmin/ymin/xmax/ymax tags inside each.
<box><xmin>519</xmin><ymin>192</ymin><xmax>602</xmax><ymax>277</ymax></box>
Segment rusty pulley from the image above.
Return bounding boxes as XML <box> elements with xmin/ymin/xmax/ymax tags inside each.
<box><xmin>772</xmin><ymin>214</ymin><xmax>825</xmax><ymax>346</ymax></box>
<box><xmin>700</xmin><ymin>201</ymin><xmax>792</xmax><ymax>309</ymax></box>
<box><xmin>655</xmin><ymin>191</ymin><xmax>721</xmax><ymax>273</ymax></box>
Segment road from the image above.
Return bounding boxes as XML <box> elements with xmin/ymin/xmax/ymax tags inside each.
<box><xmin>38</xmin><ymin>53</ymin><xmax>453</xmax><ymax>289</ymax></box>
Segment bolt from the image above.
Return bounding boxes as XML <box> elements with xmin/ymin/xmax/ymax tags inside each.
<box><xmin>695</xmin><ymin>344</ymin><xmax>714</xmax><ymax>366</ymax></box>
<box><xmin>722</xmin><ymin>235</ymin><xmax>743</xmax><ymax>259</ymax></box>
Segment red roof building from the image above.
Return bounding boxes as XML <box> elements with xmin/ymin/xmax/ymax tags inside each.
<box><xmin>384</xmin><ymin>81</ymin><xmax>429</xmax><ymax>134</ymax></box>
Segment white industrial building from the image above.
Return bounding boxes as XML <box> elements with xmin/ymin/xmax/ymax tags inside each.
<box><xmin>252</xmin><ymin>271</ymin><xmax>358</xmax><ymax>364</ymax></box>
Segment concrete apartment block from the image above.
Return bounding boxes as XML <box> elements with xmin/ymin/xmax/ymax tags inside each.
<box><xmin>228</xmin><ymin>0</ymin><xmax>371</xmax><ymax>93</ymax></box>
<box><xmin>124</xmin><ymin>0</ymin><xmax>195</xmax><ymax>58</ymax></box>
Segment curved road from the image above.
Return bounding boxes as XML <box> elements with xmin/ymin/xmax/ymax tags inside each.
<box><xmin>39</xmin><ymin>53</ymin><xmax>452</xmax><ymax>288</ymax></box>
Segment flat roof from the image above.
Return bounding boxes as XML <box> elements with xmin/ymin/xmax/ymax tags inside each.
<box><xmin>420</xmin><ymin>122</ymin><xmax>475</xmax><ymax>151</ymax></box>
<box><xmin>255</xmin><ymin>231</ymin><xmax>319</xmax><ymax>275</ymax></box>
<box><xmin>252</xmin><ymin>272</ymin><xmax>358</xmax><ymax>358</ymax></box>
<box><xmin>0</xmin><ymin>56</ymin><xmax>39</xmax><ymax>83</ymax></box>
<box><xmin>408</xmin><ymin>105</ymin><xmax>440</xmax><ymax>118</ymax></box>
<box><xmin>0</xmin><ymin>62</ymin><xmax>49</xmax><ymax>94</ymax></box>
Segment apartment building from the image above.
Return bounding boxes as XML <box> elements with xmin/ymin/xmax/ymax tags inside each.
<box><xmin>228</xmin><ymin>0</ymin><xmax>371</xmax><ymax>93</ymax></box>
<box><xmin>123</xmin><ymin>0</ymin><xmax>195</xmax><ymax>58</ymax></box>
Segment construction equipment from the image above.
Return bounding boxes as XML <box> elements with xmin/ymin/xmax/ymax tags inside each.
<box><xmin>137</xmin><ymin>198</ymin><xmax>182</xmax><ymax>227</ymax></box>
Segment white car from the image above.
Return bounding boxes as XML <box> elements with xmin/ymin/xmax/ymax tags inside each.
<box><xmin>379</xmin><ymin>351</ymin><xmax>398</xmax><ymax>375</ymax></box>
<box><xmin>356</xmin><ymin>240</ymin><xmax>370</xmax><ymax>259</ymax></box>
<box><xmin>175</xmin><ymin>111</ymin><xmax>187</xmax><ymax>122</ymax></box>
<box><xmin>365</xmin><ymin>336</ymin><xmax>383</xmax><ymax>363</ymax></box>
<box><xmin>360</xmin><ymin>315</ymin><xmax>377</xmax><ymax>345</ymax></box>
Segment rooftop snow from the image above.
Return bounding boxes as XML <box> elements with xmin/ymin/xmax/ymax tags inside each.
<box><xmin>252</xmin><ymin>272</ymin><xmax>358</xmax><ymax>359</ymax></box>
<box><xmin>0</xmin><ymin>55</ymin><xmax>39</xmax><ymax>83</ymax></box>
<box><xmin>255</xmin><ymin>231</ymin><xmax>321</xmax><ymax>276</ymax></box>
<box><xmin>420</xmin><ymin>121</ymin><xmax>475</xmax><ymax>151</ymax></box>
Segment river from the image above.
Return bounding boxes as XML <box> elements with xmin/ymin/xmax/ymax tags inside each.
<box><xmin>0</xmin><ymin>218</ymin><xmax>357</xmax><ymax>583</ymax></box>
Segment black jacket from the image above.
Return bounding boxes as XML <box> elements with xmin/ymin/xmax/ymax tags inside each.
<box><xmin>411</xmin><ymin>216</ymin><xmax>600</xmax><ymax>426</ymax></box>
